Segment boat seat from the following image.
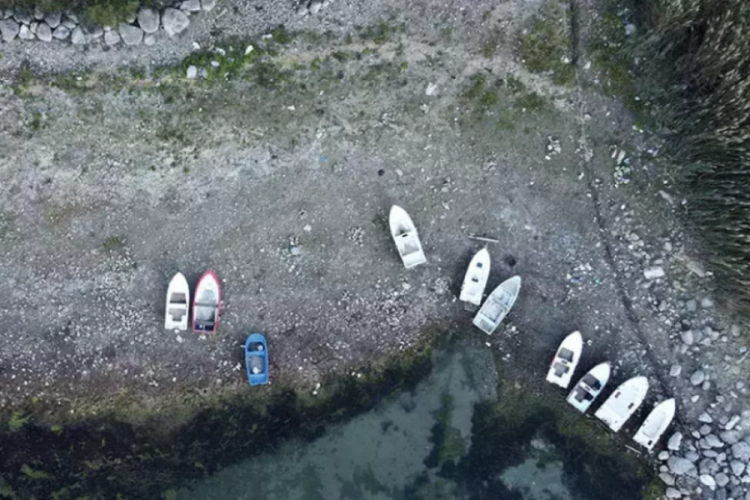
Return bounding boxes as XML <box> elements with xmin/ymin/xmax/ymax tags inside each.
<box><xmin>168</xmin><ymin>308</ymin><xmax>186</xmax><ymax>320</ymax></box>
<box><xmin>553</xmin><ymin>362</ymin><xmax>569</xmax><ymax>376</ymax></box>
<box><xmin>558</xmin><ymin>348</ymin><xmax>575</xmax><ymax>362</ymax></box>
<box><xmin>170</xmin><ymin>293</ymin><xmax>187</xmax><ymax>304</ymax></box>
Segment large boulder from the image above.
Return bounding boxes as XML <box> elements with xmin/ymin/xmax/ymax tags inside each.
<box><xmin>732</xmin><ymin>441</ymin><xmax>750</xmax><ymax>461</ymax></box>
<box><xmin>162</xmin><ymin>8</ymin><xmax>189</xmax><ymax>36</ymax></box>
<box><xmin>668</xmin><ymin>456</ymin><xmax>696</xmax><ymax>476</ymax></box>
<box><xmin>137</xmin><ymin>8</ymin><xmax>159</xmax><ymax>34</ymax></box>
<box><xmin>1</xmin><ymin>19</ymin><xmax>19</xmax><ymax>42</ymax></box>
<box><xmin>118</xmin><ymin>23</ymin><xmax>143</xmax><ymax>45</ymax></box>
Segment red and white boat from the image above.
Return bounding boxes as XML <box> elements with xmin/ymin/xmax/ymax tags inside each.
<box><xmin>193</xmin><ymin>270</ymin><xmax>221</xmax><ymax>334</ymax></box>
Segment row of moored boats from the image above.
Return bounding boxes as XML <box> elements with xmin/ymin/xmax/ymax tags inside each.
<box><xmin>394</xmin><ymin>205</ymin><xmax>676</xmax><ymax>451</ymax></box>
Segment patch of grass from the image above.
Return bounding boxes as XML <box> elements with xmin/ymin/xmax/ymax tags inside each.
<box><xmin>84</xmin><ymin>0</ymin><xmax>139</xmax><ymax>27</ymax></box>
<box><xmin>518</xmin><ymin>0</ymin><xmax>575</xmax><ymax>86</ymax></box>
<box><xmin>102</xmin><ymin>235</ymin><xmax>126</xmax><ymax>252</ymax></box>
<box><xmin>514</xmin><ymin>91</ymin><xmax>545</xmax><ymax>111</ymax></box>
<box><xmin>360</xmin><ymin>21</ymin><xmax>404</xmax><ymax>44</ymax></box>
<box><xmin>20</xmin><ymin>464</ymin><xmax>49</xmax><ymax>480</ymax></box>
<box><xmin>8</xmin><ymin>412</ymin><xmax>30</xmax><ymax>432</ymax></box>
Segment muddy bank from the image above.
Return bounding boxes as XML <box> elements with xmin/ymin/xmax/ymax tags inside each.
<box><xmin>0</xmin><ymin>335</ymin><xmax>657</xmax><ymax>499</ymax></box>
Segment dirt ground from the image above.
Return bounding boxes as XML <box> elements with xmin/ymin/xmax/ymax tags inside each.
<box><xmin>0</xmin><ymin>0</ymin><xmax>746</xmax><ymax>462</ymax></box>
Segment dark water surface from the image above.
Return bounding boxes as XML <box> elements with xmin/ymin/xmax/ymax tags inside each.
<box><xmin>178</xmin><ymin>345</ymin><xmax>651</xmax><ymax>500</ymax></box>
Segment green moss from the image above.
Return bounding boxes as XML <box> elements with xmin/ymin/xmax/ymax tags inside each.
<box><xmin>514</xmin><ymin>91</ymin><xmax>545</xmax><ymax>111</ymax></box>
<box><xmin>518</xmin><ymin>0</ymin><xmax>575</xmax><ymax>86</ymax></box>
<box><xmin>102</xmin><ymin>235</ymin><xmax>126</xmax><ymax>252</ymax></box>
<box><xmin>8</xmin><ymin>412</ymin><xmax>30</xmax><ymax>432</ymax></box>
<box><xmin>641</xmin><ymin>478</ymin><xmax>665</xmax><ymax>500</ymax></box>
<box><xmin>360</xmin><ymin>21</ymin><xmax>405</xmax><ymax>44</ymax></box>
<box><xmin>20</xmin><ymin>464</ymin><xmax>49</xmax><ymax>480</ymax></box>
<box><xmin>84</xmin><ymin>0</ymin><xmax>139</xmax><ymax>27</ymax></box>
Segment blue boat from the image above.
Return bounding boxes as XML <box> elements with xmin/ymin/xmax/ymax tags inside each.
<box><xmin>245</xmin><ymin>333</ymin><xmax>269</xmax><ymax>386</ymax></box>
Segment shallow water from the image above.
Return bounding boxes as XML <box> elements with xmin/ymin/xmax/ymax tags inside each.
<box><xmin>178</xmin><ymin>344</ymin><xmax>636</xmax><ymax>500</ymax></box>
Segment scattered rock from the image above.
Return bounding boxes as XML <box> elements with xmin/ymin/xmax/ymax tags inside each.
<box><xmin>52</xmin><ymin>25</ymin><xmax>69</xmax><ymax>40</ymax></box>
<box><xmin>701</xmin><ymin>297</ymin><xmax>714</xmax><ymax>308</ymax></box>
<box><xmin>699</xmin><ymin>412</ymin><xmax>714</xmax><ymax>423</ymax></box>
<box><xmin>644</xmin><ymin>266</ymin><xmax>665</xmax><ymax>280</ymax></box>
<box><xmin>686</xmin><ymin>299</ymin><xmax>698</xmax><ymax>312</ymax></box>
<box><xmin>658</xmin><ymin>450</ymin><xmax>671</xmax><ymax>460</ymax></box>
<box><xmin>61</xmin><ymin>18</ymin><xmax>76</xmax><ymax>30</ymax></box>
<box><xmin>33</xmin><ymin>7</ymin><xmax>44</xmax><ymax>20</ymax></box>
<box><xmin>180</xmin><ymin>0</ymin><xmax>202</xmax><ymax>12</ymax></box>
<box><xmin>118</xmin><ymin>23</ymin><xmax>143</xmax><ymax>45</ymax></box>
<box><xmin>660</xmin><ymin>472</ymin><xmax>676</xmax><ymax>486</ymax></box>
<box><xmin>731</xmin><ymin>460</ymin><xmax>746</xmax><ymax>477</ymax></box>
<box><xmin>691</xmin><ymin>370</ymin><xmax>706</xmax><ymax>386</ymax></box>
<box><xmin>186</xmin><ymin>65</ymin><xmax>198</xmax><ymax>79</ymax></box>
<box><xmin>36</xmin><ymin>21</ymin><xmax>51</xmax><ymax>41</ymax></box>
<box><xmin>668</xmin><ymin>432</ymin><xmax>683</xmax><ymax>451</ymax></box>
<box><xmin>681</xmin><ymin>330</ymin><xmax>694</xmax><ymax>345</ymax></box>
<box><xmin>732</xmin><ymin>442</ymin><xmax>750</xmax><ymax>461</ymax></box>
<box><xmin>726</xmin><ymin>415</ymin><xmax>741</xmax><ymax>431</ymax></box>
<box><xmin>1</xmin><ymin>19</ymin><xmax>20</xmax><ymax>42</ymax></box>
<box><xmin>716</xmin><ymin>472</ymin><xmax>730</xmax><ymax>487</ymax></box>
<box><xmin>700</xmin><ymin>474</ymin><xmax>717</xmax><ymax>489</ymax></box>
<box><xmin>29</xmin><ymin>21</ymin><xmax>37</xmax><ymax>33</ymax></box>
<box><xmin>70</xmin><ymin>26</ymin><xmax>85</xmax><ymax>44</ymax></box>
<box><xmin>700</xmin><ymin>458</ymin><xmax>719</xmax><ymax>475</ymax></box>
<box><xmin>44</xmin><ymin>12</ymin><xmax>60</xmax><ymax>28</ymax></box>
<box><xmin>309</xmin><ymin>0</ymin><xmax>322</xmax><ymax>14</ymax></box>
<box><xmin>669</xmin><ymin>364</ymin><xmax>682</xmax><ymax>377</ymax></box>
<box><xmin>144</xmin><ymin>33</ymin><xmax>156</xmax><ymax>46</ymax></box>
<box><xmin>201</xmin><ymin>0</ymin><xmax>217</xmax><ymax>11</ymax></box>
<box><xmin>721</xmin><ymin>430</ymin><xmax>742</xmax><ymax>446</ymax></box>
<box><xmin>137</xmin><ymin>8</ymin><xmax>159</xmax><ymax>34</ymax></box>
<box><xmin>104</xmin><ymin>29</ymin><xmax>120</xmax><ymax>46</ymax></box>
<box><xmin>706</xmin><ymin>435</ymin><xmax>724</xmax><ymax>448</ymax></box>
<box><xmin>665</xmin><ymin>487</ymin><xmax>681</xmax><ymax>499</ymax></box>
<box><xmin>624</xmin><ymin>23</ymin><xmax>636</xmax><ymax>36</ymax></box>
<box><xmin>162</xmin><ymin>8</ymin><xmax>190</xmax><ymax>37</ymax></box>
<box><xmin>668</xmin><ymin>456</ymin><xmax>696</xmax><ymax>476</ymax></box>
<box><xmin>85</xmin><ymin>25</ymin><xmax>103</xmax><ymax>38</ymax></box>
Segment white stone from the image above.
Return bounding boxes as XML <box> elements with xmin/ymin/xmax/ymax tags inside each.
<box><xmin>201</xmin><ymin>0</ymin><xmax>217</xmax><ymax>11</ymax></box>
<box><xmin>52</xmin><ymin>25</ymin><xmax>69</xmax><ymax>39</ymax></box>
<box><xmin>118</xmin><ymin>23</ymin><xmax>143</xmax><ymax>45</ymax></box>
<box><xmin>36</xmin><ymin>22</ymin><xmax>51</xmax><ymax>41</ymax></box>
<box><xmin>665</xmin><ymin>487</ymin><xmax>681</xmax><ymax>499</ymax></box>
<box><xmin>70</xmin><ymin>26</ymin><xmax>85</xmax><ymax>44</ymax></box>
<box><xmin>726</xmin><ymin>415</ymin><xmax>741</xmax><ymax>431</ymax></box>
<box><xmin>137</xmin><ymin>8</ymin><xmax>159</xmax><ymax>34</ymax></box>
<box><xmin>309</xmin><ymin>0</ymin><xmax>322</xmax><ymax>14</ymax></box>
<box><xmin>181</xmin><ymin>0</ymin><xmax>202</xmax><ymax>11</ymax></box>
<box><xmin>29</xmin><ymin>21</ymin><xmax>37</xmax><ymax>33</ymax></box>
<box><xmin>660</xmin><ymin>472</ymin><xmax>675</xmax><ymax>486</ymax></box>
<box><xmin>691</xmin><ymin>370</ymin><xmax>706</xmax><ymax>386</ymax></box>
<box><xmin>669</xmin><ymin>364</ymin><xmax>682</xmax><ymax>377</ymax></box>
<box><xmin>162</xmin><ymin>8</ymin><xmax>190</xmax><ymax>37</ymax></box>
<box><xmin>681</xmin><ymin>330</ymin><xmax>694</xmax><ymax>345</ymax></box>
<box><xmin>731</xmin><ymin>460</ymin><xmax>746</xmax><ymax>476</ymax></box>
<box><xmin>658</xmin><ymin>450</ymin><xmax>671</xmax><ymax>460</ymax></box>
<box><xmin>644</xmin><ymin>266</ymin><xmax>665</xmax><ymax>279</ymax></box>
<box><xmin>186</xmin><ymin>65</ymin><xmax>198</xmax><ymax>79</ymax></box>
<box><xmin>668</xmin><ymin>432</ymin><xmax>683</xmax><ymax>451</ymax></box>
<box><xmin>14</xmin><ymin>11</ymin><xmax>31</xmax><ymax>24</ymax></box>
<box><xmin>1</xmin><ymin>19</ymin><xmax>20</xmax><ymax>41</ymax></box>
<box><xmin>104</xmin><ymin>29</ymin><xmax>120</xmax><ymax>46</ymax></box>
<box><xmin>732</xmin><ymin>442</ymin><xmax>750</xmax><ymax>461</ymax></box>
<box><xmin>715</xmin><ymin>472</ymin><xmax>730</xmax><ymax>487</ymax></box>
<box><xmin>44</xmin><ymin>12</ymin><xmax>60</xmax><ymax>28</ymax></box>
<box><xmin>18</xmin><ymin>24</ymin><xmax>35</xmax><ymax>40</ymax></box>
<box><xmin>699</xmin><ymin>412</ymin><xmax>714</xmax><ymax>423</ymax></box>
<box><xmin>144</xmin><ymin>34</ymin><xmax>156</xmax><ymax>46</ymax></box>
<box><xmin>700</xmin><ymin>474</ymin><xmax>716</xmax><ymax>489</ymax></box>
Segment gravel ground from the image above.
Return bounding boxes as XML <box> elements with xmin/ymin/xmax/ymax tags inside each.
<box><xmin>1</xmin><ymin>0</ymin><xmax>749</xmax><ymax>497</ymax></box>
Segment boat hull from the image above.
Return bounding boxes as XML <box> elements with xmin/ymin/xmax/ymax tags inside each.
<box><xmin>472</xmin><ymin>276</ymin><xmax>521</xmax><ymax>334</ymax></box>
<box><xmin>546</xmin><ymin>331</ymin><xmax>584</xmax><ymax>389</ymax></box>
<box><xmin>460</xmin><ymin>248</ymin><xmax>490</xmax><ymax>306</ymax></box>
<box><xmin>633</xmin><ymin>399</ymin><xmax>676</xmax><ymax>451</ymax></box>
<box><xmin>165</xmin><ymin>272</ymin><xmax>190</xmax><ymax>331</ymax></box>
<box><xmin>245</xmin><ymin>333</ymin><xmax>270</xmax><ymax>386</ymax></box>
<box><xmin>192</xmin><ymin>270</ymin><xmax>221</xmax><ymax>334</ymax></box>
<box><xmin>594</xmin><ymin>376</ymin><xmax>649</xmax><ymax>432</ymax></box>
<box><xmin>389</xmin><ymin>205</ymin><xmax>427</xmax><ymax>269</ymax></box>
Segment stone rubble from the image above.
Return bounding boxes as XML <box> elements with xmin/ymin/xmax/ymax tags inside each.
<box><xmin>0</xmin><ymin>0</ymin><xmax>217</xmax><ymax>48</ymax></box>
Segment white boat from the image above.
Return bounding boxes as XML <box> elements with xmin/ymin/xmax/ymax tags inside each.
<box><xmin>566</xmin><ymin>363</ymin><xmax>611</xmax><ymax>413</ymax></box>
<box><xmin>594</xmin><ymin>376</ymin><xmax>649</xmax><ymax>432</ymax></box>
<box><xmin>633</xmin><ymin>399</ymin><xmax>676</xmax><ymax>451</ymax></box>
<box><xmin>472</xmin><ymin>276</ymin><xmax>521</xmax><ymax>334</ymax></box>
<box><xmin>164</xmin><ymin>272</ymin><xmax>190</xmax><ymax>331</ymax></box>
<box><xmin>193</xmin><ymin>270</ymin><xmax>221</xmax><ymax>334</ymax></box>
<box><xmin>460</xmin><ymin>248</ymin><xmax>491</xmax><ymax>310</ymax></box>
<box><xmin>389</xmin><ymin>205</ymin><xmax>427</xmax><ymax>269</ymax></box>
<box><xmin>546</xmin><ymin>331</ymin><xmax>584</xmax><ymax>389</ymax></box>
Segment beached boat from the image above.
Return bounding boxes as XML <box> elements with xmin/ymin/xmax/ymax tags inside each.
<box><xmin>164</xmin><ymin>272</ymin><xmax>190</xmax><ymax>331</ymax></box>
<box><xmin>389</xmin><ymin>205</ymin><xmax>427</xmax><ymax>268</ymax></box>
<box><xmin>245</xmin><ymin>333</ymin><xmax>269</xmax><ymax>386</ymax></box>
<box><xmin>633</xmin><ymin>399</ymin><xmax>676</xmax><ymax>451</ymax></box>
<box><xmin>192</xmin><ymin>270</ymin><xmax>221</xmax><ymax>334</ymax></box>
<box><xmin>594</xmin><ymin>376</ymin><xmax>649</xmax><ymax>432</ymax></box>
<box><xmin>546</xmin><ymin>331</ymin><xmax>584</xmax><ymax>389</ymax></box>
<box><xmin>472</xmin><ymin>276</ymin><xmax>521</xmax><ymax>334</ymax></box>
<box><xmin>566</xmin><ymin>363</ymin><xmax>611</xmax><ymax>413</ymax></box>
<box><xmin>460</xmin><ymin>248</ymin><xmax>491</xmax><ymax>310</ymax></box>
